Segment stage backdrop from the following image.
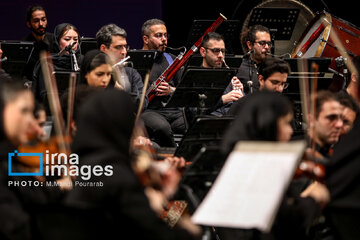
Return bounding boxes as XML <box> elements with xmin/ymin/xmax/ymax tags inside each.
<box><xmin>0</xmin><ymin>0</ymin><xmax>162</xmax><ymax>49</ymax></box>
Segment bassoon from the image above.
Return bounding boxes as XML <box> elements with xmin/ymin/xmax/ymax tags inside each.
<box><xmin>146</xmin><ymin>13</ymin><xmax>227</xmax><ymax>102</ymax></box>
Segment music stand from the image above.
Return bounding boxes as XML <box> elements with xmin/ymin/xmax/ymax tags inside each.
<box><xmin>0</xmin><ymin>41</ymin><xmax>34</xmax><ymax>78</ymax></box>
<box><xmin>126</xmin><ymin>50</ymin><xmax>157</xmax><ymax>80</ymax></box>
<box><xmin>186</xmin><ymin>53</ymin><xmax>243</xmax><ymax>69</ymax></box>
<box><xmin>79</xmin><ymin>37</ymin><xmax>97</xmax><ymax>55</ymax></box>
<box><xmin>247</xmin><ymin>8</ymin><xmax>299</xmax><ymax>41</ymax></box>
<box><xmin>174</xmin><ymin>116</ymin><xmax>233</xmax><ymax>161</ymax></box>
<box><xmin>186</xmin><ymin>19</ymin><xmax>240</xmax><ymax>54</ymax></box>
<box><xmin>175</xmin><ymin>145</ymin><xmax>226</xmax><ymax>212</ymax></box>
<box><xmin>165</xmin><ymin>68</ymin><xmax>236</xmax><ymax>114</ymax></box>
<box><xmin>284</xmin><ymin>57</ymin><xmax>332</xmax><ymax>74</ymax></box>
<box><xmin>53</xmin><ymin>71</ymin><xmax>80</xmax><ymax>97</ymax></box>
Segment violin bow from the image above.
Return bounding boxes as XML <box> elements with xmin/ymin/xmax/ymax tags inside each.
<box><xmin>39</xmin><ymin>51</ymin><xmax>68</xmax><ymax>153</ymax></box>
<box><xmin>66</xmin><ymin>72</ymin><xmax>77</xmax><ymax>136</ymax></box>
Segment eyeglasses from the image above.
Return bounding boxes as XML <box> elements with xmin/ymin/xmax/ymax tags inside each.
<box><xmin>112</xmin><ymin>44</ymin><xmax>130</xmax><ymax>51</ymax></box>
<box><xmin>152</xmin><ymin>33</ymin><xmax>169</xmax><ymax>39</ymax></box>
<box><xmin>269</xmin><ymin>80</ymin><xmax>289</xmax><ymax>89</ymax></box>
<box><xmin>254</xmin><ymin>41</ymin><xmax>273</xmax><ymax>48</ymax></box>
<box><xmin>205</xmin><ymin>48</ymin><xmax>226</xmax><ymax>54</ymax></box>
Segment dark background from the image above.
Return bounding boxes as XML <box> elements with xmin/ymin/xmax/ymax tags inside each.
<box><xmin>0</xmin><ymin>0</ymin><xmax>357</xmax><ymax>54</ymax></box>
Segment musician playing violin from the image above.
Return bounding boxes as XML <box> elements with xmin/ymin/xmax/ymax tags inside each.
<box><xmin>0</xmin><ymin>81</ymin><xmax>64</xmax><ymax>240</ymax></box>
<box><xmin>306</xmin><ymin>90</ymin><xmax>344</xmax><ymax>158</ymax></box>
<box><xmin>220</xmin><ymin>91</ymin><xmax>330</xmax><ymax>240</ymax></box>
<box><xmin>140</xmin><ymin>19</ymin><xmax>186</xmax><ymax>147</ymax></box>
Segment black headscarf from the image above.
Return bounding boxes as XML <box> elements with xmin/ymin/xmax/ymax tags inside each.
<box><xmin>79</xmin><ymin>49</ymin><xmax>109</xmax><ymax>85</ymax></box>
<box><xmin>51</xmin><ymin>23</ymin><xmax>82</xmax><ymax>71</ymax></box>
<box><xmin>221</xmin><ymin>91</ymin><xmax>293</xmax><ymax>156</ymax></box>
<box><xmin>71</xmin><ymin>89</ymin><xmax>136</xmax><ymax>167</ymax></box>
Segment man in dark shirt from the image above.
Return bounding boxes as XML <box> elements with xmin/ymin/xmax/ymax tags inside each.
<box><xmin>140</xmin><ymin>19</ymin><xmax>185</xmax><ymax>147</ymax></box>
<box><xmin>198</xmin><ymin>32</ymin><xmax>243</xmax><ymax>116</ymax></box>
<box><xmin>96</xmin><ymin>23</ymin><xmax>146</xmax><ymax>109</ymax></box>
<box><xmin>236</xmin><ymin>25</ymin><xmax>272</xmax><ymax>94</ymax></box>
<box><xmin>23</xmin><ymin>5</ymin><xmax>54</xmax><ymax>82</ymax></box>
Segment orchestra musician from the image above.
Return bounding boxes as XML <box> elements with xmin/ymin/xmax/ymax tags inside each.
<box><xmin>198</xmin><ymin>32</ymin><xmax>244</xmax><ymax>116</ymax></box>
<box><xmin>236</xmin><ymin>25</ymin><xmax>272</xmax><ymax>94</ymax></box>
<box><xmin>306</xmin><ymin>90</ymin><xmax>344</xmax><ymax>158</ymax></box>
<box><xmin>96</xmin><ymin>23</ymin><xmax>147</xmax><ymax>110</ymax></box>
<box><xmin>64</xmin><ymin>89</ymin><xmax>201</xmax><ymax>240</ymax></box>
<box><xmin>227</xmin><ymin>56</ymin><xmax>291</xmax><ymax>116</ymax></box>
<box><xmin>32</xmin><ymin>23</ymin><xmax>83</xmax><ymax>114</ymax></box>
<box><xmin>140</xmin><ymin>18</ymin><xmax>186</xmax><ymax>147</ymax></box>
<box><xmin>220</xmin><ymin>90</ymin><xmax>330</xmax><ymax>240</ymax></box>
<box><xmin>0</xmin><ymin>80</ymin><xmax>63</xmax><ymax>240</ymax></box>
<box><xmin>23</xmin><ymin>5</ymin><xmax>55</xmax><ymax>82</ymax></box>
<box><xmin>325</xmin><ymin>55</ymin><xmax>360</xmax><ymax>240</ymax></box>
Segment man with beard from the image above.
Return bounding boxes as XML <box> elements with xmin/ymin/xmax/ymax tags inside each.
<box><xmin>236</xmin><ymin>25</ymin><xmax>272</xmax><ymax>94</ymax></box>
<box><xmin>140</xmin><ymin>19</ymin><xmax>185</xmax><ymax>147</ymax></box>
<box><xmin>23</xmin><ymin>5</ymin><xmax>54</xmax><ymax>82</ymax></box>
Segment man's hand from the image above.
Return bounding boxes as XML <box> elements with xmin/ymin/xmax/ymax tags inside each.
<box><xmin>156</xmin><ymin>81</ymin><xmax>174</xmax><ymax>96</ymax></box>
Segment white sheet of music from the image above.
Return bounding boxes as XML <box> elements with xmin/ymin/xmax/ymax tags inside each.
<box><xmin>191</xmin><ymin>141</ymin><xmax>306</xmax><ymax>232</ymax></box>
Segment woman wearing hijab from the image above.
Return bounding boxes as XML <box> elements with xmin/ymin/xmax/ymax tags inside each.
<box><xmin>61</xmin><ymin>89</ymin><xmax>199</xmax><ymax>240</ymax></box>
<box><xmin>79</xmin><ymin>49</ymin><xmax>112</xmax><ymax>88</ymax></box>
<box><xmin>32</xmin><ymin>23</ymin><xmax>83</xmax><ymax>113</ymax></box>
<box><xmin>0</xmin><ymin>80</ymin><xmax>63</xmax><ymax>240</ymax></box>
<box><xmin>218</xmin><ymin>91</ymin><xmax>329</xmax><ymax>240</ymax></box>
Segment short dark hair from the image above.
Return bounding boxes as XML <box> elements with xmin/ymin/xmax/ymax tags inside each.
<box><xmin>221</xmin><ymin>91</ymin><xmax>293</xmax><ymax>156</ymax></box>
<box><xmin>337</xmin><ymin>92</ymin><xmax>359</xmax><ymax>114</ymax></box>
<box><xmin>240</xmin><ymin>25</ymin><xmax>270</xmax><ymax>53</ymax></box>
<box><xmin>314</xmin><ymin>90</ymin><xmax>340</xmax><ymax>119</ymax></box>
<box><xmin>26</xmin><ymin>5</ymin><xmax>45</xmax><ymax>23</ymax></box>
<box><xmin>258</xmin><ymin>57</ymin><xmax>291</xmax><ymax>80</ymax></box>
<box><xmin>96</xmin><ymin>24</ymin><xmax>127</xmax><ymax>49</ymax></box>
<box><xmin>141</xmin><ymin>19</ymin><xmax>165</xmax><ymax>36</ymax></box>
<box><xmin>201</xmin><ymin>32</ymin><xmax>224</xmax><ymax>48</ymax></box>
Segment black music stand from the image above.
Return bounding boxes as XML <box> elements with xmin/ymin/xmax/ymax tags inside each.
<box><xmin>186</xmin><ymin>19</ymin><xmax>240</xmax><ymax>54</ymax></box>
<box><xmin>0</xmin><ymin>41</ymin><xmax>34</xmax><ymax>78</ymax></box>
<box><xmin>284</xmin><ymin>57</ymin><xmax>332</xmax><ymax>74</ymax></box>
<box><xmin>247</xmin><ymin>8</ymin><xmax>299</xmax><ymax>41</ymax></box>
<box><xmin>165</xmin><ymin>68</ymin><xmax>236</xmax><ymax>114</ymax></box>
<box><xmin>174</xmin><ymin>116</ymin><xmax>233</xmax><ymax>161</ymax></box>
<box><xmin>53</xmin><ymin>71</ymin><xmax>80</xmax><ymax>97</ymax></box>
<box><xmin>79</xmin><ymin>37</ymin><xmax>97</xmax><ymax>55</ymax></box>
<box><xmin>186</xmin><ymin>53</ymin><xmax>243</xmax><ymax>69</ymax></box>
<box><xmin>175</xmin><ymin>145</ymin><xmax>226</xmax><ymax>212</ymax></box>
<box><xmin>126</xmin><ymin>50</ymin><xmax>157</xmax><ymax>80</ymax></box>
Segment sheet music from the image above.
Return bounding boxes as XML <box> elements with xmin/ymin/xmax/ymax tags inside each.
<box><xmin>191</xmin><ymin>141</ymin><xmax>306</xmax><ymax>232</ymax></box>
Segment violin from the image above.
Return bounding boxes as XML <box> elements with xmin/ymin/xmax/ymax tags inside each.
<box><xmin>294</xmin><ymin>148</ymin><xmax>326</xmax><ymax>183</ymax></box>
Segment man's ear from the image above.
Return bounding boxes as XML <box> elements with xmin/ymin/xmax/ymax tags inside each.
<box><xmin>26</xmin><ymin>21</ymin><xmax>31</xmax><ymax>29</ymax></box>
<box><xmin>142</xmin><ymin>35</ymin><xmax>149</xmax><ymax>45</ymax></box>
<box><xmin>246</xmin><ymin>41</ymin><xmax>253</xmax><ymax>52</ymax></box>
<box><xmin>258</xmin><ymin>74</ymin><xmax>264</xmax><ymax>88</ymax></box>
<box><xmin>199</xmin><ymin>47</ymin><xmax>206</xmax><ymax>57</ymax></box>
<box><xmin>99</xmin><ymin>44</ymin><xmax>107</xmax><ymax>53</ymax></box>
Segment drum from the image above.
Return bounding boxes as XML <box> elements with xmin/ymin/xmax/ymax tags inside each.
<box><xmin>291</xmin><ymin>11</ymin><xmax>360</xmax><ymax>91</ymax></box>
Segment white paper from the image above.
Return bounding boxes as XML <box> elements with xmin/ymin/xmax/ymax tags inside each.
<box><xmin>191</xmin><ymin>141</ymin><xmax>306</xmax><ymax>232</ymax></box>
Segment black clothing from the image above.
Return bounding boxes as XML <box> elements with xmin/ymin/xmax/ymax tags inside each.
<box><xmin>23</xmin><ymin>32</ymin><xmax>55</xmax><ymax>82</ymax></box>
<box><xmin>147</xmin><ymin>52</ymin><xmax>183</xmax><ymax>109</ymax></box>
<box><xmin>110</xmin><ymin>66</ymin><xmax>148</xmax><ymax>110</ymax></box>
<box><xmin>64</xmin><ymin>90</ymin><xmax>196</xmax><ymax>240</ymax></box>
<box><xmin>0</xmin><ymin>94</ymin><xmax>63</xmax><ymax>240</ymax></box>
<box><xmin>32</xmin><ymin>23</ymin><xmax>83</xmax><ymax>113</ymax></box>
<box><xmin>219</xmin><ymin>91</ymin><xmax>322</xmax><ymax>240</ymax></box>
<box><xmin>236</xmin><ymin>54</ymin><xmax>259</xmax><ymax>94</ymax></box>
<box><xmin>142</xmin><ymin>52</ymin><xmax>185</xmax><ymax>147</ymax></box>
<box><xmin>326</xmin><ymin>116</ymin><xmax>360</xmax><ymax>239</ymax></box>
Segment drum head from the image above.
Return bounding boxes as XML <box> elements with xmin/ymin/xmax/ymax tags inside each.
<box><xmin>242</xmin><ymin>0</ymin><xmax>315</xmax><ymax>55</ymax></box>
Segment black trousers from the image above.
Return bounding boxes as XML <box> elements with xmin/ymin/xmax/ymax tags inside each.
<box><xmin>141</xmin><ymin>108</ymin><xmax>186</xmax><ymax>147</ymax></box>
